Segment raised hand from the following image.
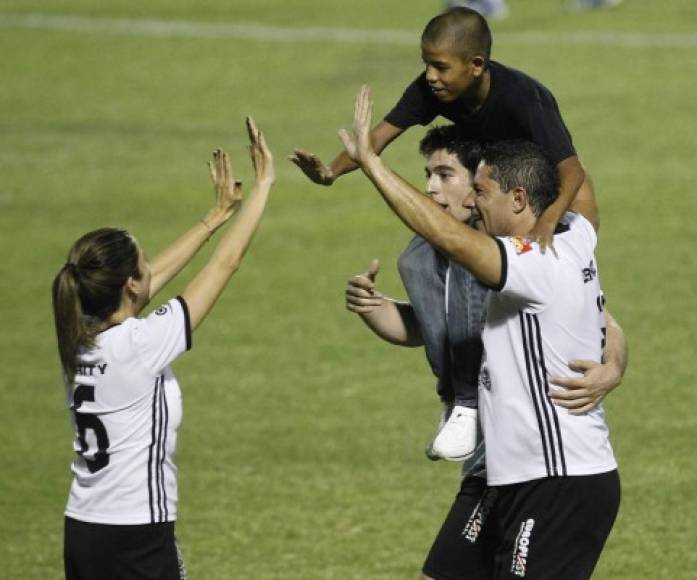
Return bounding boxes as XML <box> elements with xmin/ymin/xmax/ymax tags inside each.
<box><xmin>289</xmin><ymin>149</ymin><xmax>335</xmax><ymax>186</ymax></box>
<box><xmin>338</xmin><ymin>85</ymin><xmax>377</xmax><ymax>166</ymax></box>
<box><xmin>345</xmin><ymin>259</ymin><xmax>383</xmax><ymax>315</ymax></box>
<box><xmin>246</xmin><ymin>116</ymin><xmax>275</xmax><ymax>187</ymax></box>
<box><xmin>208</xmin><ymin>148</ymin><xmax>243</xmax><ymax>217</ymax></box>
<box><xmin>549</xmin><ymin>359</ymin><xmax>621</xmax><ymax>415</ymax></box>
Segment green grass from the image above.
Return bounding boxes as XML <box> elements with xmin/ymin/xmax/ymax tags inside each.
<box><xmin>1</xmin><ymin>0</ymin><xmax>696</xmax><ymax>577</ymax></box>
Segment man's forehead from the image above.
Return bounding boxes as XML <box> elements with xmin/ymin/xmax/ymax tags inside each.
<box><xmin>427</xmin><ymin>149</ymin><xmax>464</xmax><ymax>169</ymax></box>
<box><xmin>474</xmin><ymin>160</ymin><xmax>489</xmax><ymax>179</ymax></box>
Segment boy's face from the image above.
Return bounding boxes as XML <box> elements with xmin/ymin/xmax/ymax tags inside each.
<box><xmin>421</xmin><ymin>41</ymin><xmax>483</xmax><ymax>103</ymax></box>
<box><xmin>425</xmin><ymin>149</ymin><xmax>476</xmax><ymax>223</ymax></box>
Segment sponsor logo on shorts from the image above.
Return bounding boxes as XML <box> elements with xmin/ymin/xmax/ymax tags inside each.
<box><xmin>511</xmin><ymin>518</ymin><xmax>535</xmax><ymax>577</ymax></box>
<box><xmin>462</xmin><ymin>489</ymin><xmax>498</xmax><ymax>543</ymax></box>
<box><xmin>155</xmin><ymin>305</ymin><xmax>168</xmax><ymax>316</ymax></box>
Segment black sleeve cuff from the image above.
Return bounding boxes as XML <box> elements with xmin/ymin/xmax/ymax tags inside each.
<box><xmin>383</xmin><ymin>111</ymin><xmax>411</xmax><ymax>130</ymax></box>
<box><xmin>489</xmin><ymin>238</ymin><xmax>508</xmax><ymax>292</ymax></box>
<box><xmin>175</xmin><ymin>296</ymin><xmax>192</xmax><ymax>351</ymax></box>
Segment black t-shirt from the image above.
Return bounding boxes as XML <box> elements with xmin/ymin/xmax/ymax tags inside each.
<box><xmin>384</xmin><ymin>61</ymin><xmax>575</xmax><ymax>165</ymax></box>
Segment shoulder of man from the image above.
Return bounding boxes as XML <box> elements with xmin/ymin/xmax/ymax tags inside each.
<box><xmin>557</xmin><ymin>211</ymin><xmax>597</xmax><ymax>247</ymax></box>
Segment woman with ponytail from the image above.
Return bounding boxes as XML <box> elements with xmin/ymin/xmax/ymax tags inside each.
<box><xmin>53</xmin><ymin>118</ymin><xmax>274</xmax><ymax>580</ymax></box>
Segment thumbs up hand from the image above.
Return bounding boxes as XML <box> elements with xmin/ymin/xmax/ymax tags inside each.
<box><xmin>346</xmin><ymin>259</ymin><xmax>383</xmax><ymax>314</ymax></box>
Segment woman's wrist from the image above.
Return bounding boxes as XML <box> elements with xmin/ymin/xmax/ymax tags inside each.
<box><xmin>202</xmin><ymin>207</ymin><xmax>233</xmax><ymax>233</ymax></box>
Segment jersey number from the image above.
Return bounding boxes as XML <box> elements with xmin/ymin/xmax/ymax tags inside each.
<box><xmin>72</xmin><ymin>385</ymin><xmax>110</xmax><ymax>473</ymax></box>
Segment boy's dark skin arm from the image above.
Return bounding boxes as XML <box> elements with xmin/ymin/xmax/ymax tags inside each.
<box><xmin>529</xmin><ymin>155</ymin><xmax>587</xmax><ymax>251</ymax></box>
<box><xmin>290</xmin><ymin>120</ymin><xmax>403</xmax><ymax>185</ymax></box>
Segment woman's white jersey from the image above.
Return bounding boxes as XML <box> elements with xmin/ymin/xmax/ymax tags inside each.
<box><xmin>64</xmin><ymin>297</ymin><xmax>191</xmax><ymax>524</ymax></box>
<box><xmin>479</xmin><ymin>213</ymin><xmax>617</xmax><ymax>486</ymax></box>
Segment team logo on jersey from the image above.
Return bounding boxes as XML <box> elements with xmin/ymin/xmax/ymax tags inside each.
<box><xmin>155</xmin><ymin>305</ymin><xmax>168</xmax><ymax>316</ymax></box>
<box><xmin>510</xmin><ymin>237</ymin><xmax>533</xmax><ymax>255</ymax></box>
<box><xmin>582</xmin><ymin>260</ymin><xmax>597</xmax><ymax>283</ymax></box>
<box><xmin>511</xmin><ymin>518</ymin><xmax>535</xmax><ymax>577</ymax></box>
<box><xmin>462</xmin><ymin>488</ymin><xmax>498</xmax><ymax>543</ymax></box>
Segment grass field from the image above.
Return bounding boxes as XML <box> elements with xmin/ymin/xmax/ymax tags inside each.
<box><xmin>1</xmin><ymin>0</ymin><xmax>697</xmax><ymax>578</ymax></box>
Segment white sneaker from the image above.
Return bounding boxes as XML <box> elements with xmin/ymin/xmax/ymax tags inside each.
<box><xmin>429</xmin><ymin>406</ymin><xmax>478</xmax><ymax>461</ymax></box>
<box><xmin>425</xmin><ymin>402</ymin><xmax>453</xmax><ymax>461</ymax></box>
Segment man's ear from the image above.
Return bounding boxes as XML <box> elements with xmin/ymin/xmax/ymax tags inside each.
<box><xmin>511</xmin><ymin>187</ymin><xmax>528</xmax><ymax>214</ymax></box>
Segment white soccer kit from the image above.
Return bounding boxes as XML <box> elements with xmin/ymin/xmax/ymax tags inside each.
<box><xmin>479</xmin><ymin>212</ymin><xmax>617</xmax><ymax>486</ymax></box>
<box><xmin>64</xmin><ymin>297</ymin><xmax>191</xmax><ymax>524</ymax></box>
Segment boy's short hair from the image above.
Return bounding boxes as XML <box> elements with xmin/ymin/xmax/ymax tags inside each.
<box><xmin>421</xmin><ymin>7</ymin><xmax>492</xmax><ymax>63</ymax></box>
<box><xmin>419</xmin><ymin>125</ymin><xmax>481</xmax><ymax>174</ymax></box>
<box><xmin>480</xmin><ymin>141</ymin><xmax>558</xmax><ymax>216</ymax></box>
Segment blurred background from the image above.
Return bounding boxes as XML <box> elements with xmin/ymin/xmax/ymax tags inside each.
<box><xmin>1</xmin><ymin>1</ymin><xmax>696</xmax><ymax>577</ymax></box>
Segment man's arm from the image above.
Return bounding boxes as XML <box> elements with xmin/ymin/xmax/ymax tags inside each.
<box><xmin>346</xmin><ymin>259</ymin><xmax>423</xmax><ymax>346</ymax></box>
<box><xmin>290</xmin><ymin>120</ymin><xmax>403</xmax><ymax>186</ymax></box>
<box><xmin>339</xmin><ymin>86</ymin><xmax>503</xmax><ymax>287</ymax></box>
<box><xmin>549</xmin><ymin>309</ymin><xmax>628</xmax><ymax>415</ymax></box>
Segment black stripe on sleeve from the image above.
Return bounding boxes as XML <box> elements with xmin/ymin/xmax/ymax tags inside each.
<box><xmin>175</xmin><ymin>296</ymin><xmax>192</xmax><ymax>351</ymax></box>
<box><xmin>489</xmin><ymin>238</ymin><xmax>508</xmax><ymax>292</ymax></box>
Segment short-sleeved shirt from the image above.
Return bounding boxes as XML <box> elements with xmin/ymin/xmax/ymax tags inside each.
<box><xmin>385</xmin><ymin>61</ymin><xmax>576</xmax><ymax>165</ymax></box>
<box><xmin>64</xmin><ymin>297</ymin><xmax>192</xmax><ymax>525</ymax></box>
<box><xmin>478</xmin><ymin>213</ymin><xmax>616</xmax><ymax>486</ymax></box>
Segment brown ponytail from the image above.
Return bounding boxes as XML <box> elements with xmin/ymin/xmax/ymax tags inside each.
<box><xmin>52</xmin><ymin>228</ymin><xmax>141</xmax><ymax>382</ymax></box>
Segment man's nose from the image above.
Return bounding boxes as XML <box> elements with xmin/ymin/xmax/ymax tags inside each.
<box><xmin>427</xmin><ymin>175</ymin><xmax>440</xmax><ymax>197</ymax></box>
<box><xmin>463</xmin><ymin>189</ymin><xmax>476</xmax><ymax>207</ymax></box>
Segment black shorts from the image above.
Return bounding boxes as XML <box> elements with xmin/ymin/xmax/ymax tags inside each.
<box><xmin>423</xmin><ymin>470</ymin><xmax>620</xmax><ymax>580</ymax></box>
<box><xmin>64</xmin><ymin>517</ymin><xmax>186</xmax><ymax>580</ymax></box>
<box><xmin>492</xmin><ymin>470</ymin><xmax>620</xmax><ymax>580</ymax></box>
<box><xmin>422</xmin><ymin>476</ymin><xmax>498</xmax><ymax>580</ymax></box>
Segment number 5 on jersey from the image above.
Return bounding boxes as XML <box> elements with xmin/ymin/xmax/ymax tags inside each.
<box><xmin>72</xmin><ymin>384</ymin><xmax>110</xmax><ymax>473</ymax></box>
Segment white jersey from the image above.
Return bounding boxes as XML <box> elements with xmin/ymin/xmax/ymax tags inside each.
<box><xmin>479</xmin><ymin>213</ymin><xmax>617</xmax><ymax>486</ymax></box>
<box><xmin>64</xmin><ymin>297</ymin><xmax>191</xmax><ymax>525</ymax></box>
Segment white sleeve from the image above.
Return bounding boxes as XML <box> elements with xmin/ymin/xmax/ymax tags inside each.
<box><xmin>132</xmin><ymin>297</ymin><xmax>192</xmax><ymax>373</ymax></box>
<box><xmin>493</xmin><ymin>236</ymin><xmax>559</xmax><ymax>312</ymax></box>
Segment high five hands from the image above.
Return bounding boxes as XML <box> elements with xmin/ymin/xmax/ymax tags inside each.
<box><xmin>246</xmin><ymin>116</ymin><xmax>276</xmax><ymax>187</ymax></box>
<box><xmin>338</xmin><ymin>85</ymin><xmax>377</xmax><ymax>167</ymax></box>
<box><xmin>289</xmin><ymin>149</ymin><xmax>335</xmax><ymax>186</ymax></box>
<box><xmin>290</xmin><ymin>85</ymin><xmax>377</xmax><ymax>183</ymax></box>
<box><xmin>208</xmin><ymin>148</ymin><xmax>244</xmax><ymax>219</ymax></box>
<box><xmin>207</xmin><ymin>116</ymin><xmax>275</xmax><ymax>219</ymax></box>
